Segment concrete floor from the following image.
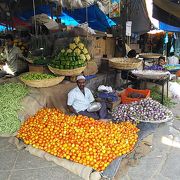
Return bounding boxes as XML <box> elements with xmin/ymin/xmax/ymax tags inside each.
<box><xmin>122</xmin><ymin>101</ymin><xmax>180</xmax><ymax>180</ymax></box>
<box><xmin>0</xmin><ymin>102</ymin><xmax>180</xmax><ymax>180</ymax></box>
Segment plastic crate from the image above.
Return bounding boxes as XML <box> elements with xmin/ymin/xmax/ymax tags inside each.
<box><xmin>120</xmin><ymin>88</ymin><xmax>150</xmax><ymax>104</ymax></box>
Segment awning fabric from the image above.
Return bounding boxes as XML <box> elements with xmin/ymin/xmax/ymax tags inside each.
<box><xmin>1</xmin><ymin>17</ymin><xmax>31</xmax><ymax>28</ymax></box>
<box><xmin>64</xmin><ymin>5</ymin><xmax>116</xmax><ymax>32</ymax></box>
<box><xmin>16</xmin><ymin>4</ymin><xmax>116</xmax><ymax>32</ymax></box>
<box><xmin>153</xmin><ymin>0</ymin><xmax>180</xmax><ymax>28</ymax></box>
<box><xmin>153</xmin><ymin>0</ymin><xmax>180</xmax><ymax>18</ymax></box>
<box><xmin>159</xmin><ymin>21</ymin><xmax>180</xmax><ymax>32</ymax></box>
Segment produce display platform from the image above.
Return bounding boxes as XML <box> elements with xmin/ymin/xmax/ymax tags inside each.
<box><xmin>102</xmin><ymin>122</ymin><xmax>157</xmax><ymax>179</ymax></box>
<box><xmin>0</xmin><ymin>74</ymin><xmax>173</xmax><ymax>179</ymax></box>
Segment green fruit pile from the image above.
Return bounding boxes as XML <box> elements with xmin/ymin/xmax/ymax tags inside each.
<box><xmin>50</xmin><ymin>37</ymin><xmax>91</xmax><ymax>70</ymax></box>
<box><xmin>21</xmin><ymin>73</ymin><xmax>56</xmax><ymax>80</ymax></box>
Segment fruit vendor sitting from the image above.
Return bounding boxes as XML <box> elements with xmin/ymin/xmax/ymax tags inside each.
<box><xmin>0</xmin><ymin>34</ymin><xmax>28</xmax><ymax>78</ymax></box>
<box><xmin>67</xmin><ymin>75</ymin><xmax>111</xmax><ymax>120</ymax></box>
<box><xmin>144</xmin><ymin>56</ymin><xmax>166</xmax><ymax>70</ymax></box>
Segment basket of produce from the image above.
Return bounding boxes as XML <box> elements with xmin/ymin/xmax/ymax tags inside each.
<box><xmin>164</xmin><ymin>64</ymin><xmax>180</xmax><ymax>72</ymax></box>
<box><xmin>109</xmin><ymin>58</ymin><xmax>142</xmax><ymax>70</ymax></box>
<box><xmin>112</xmin><ymin>98</ymin><xmax>174</xmax><ymax>123</ymax></box>
<box><xmin>49</xmin><ymin>37</ymin><xmax>91</xmax><ymax>76</ymax></box>
<box><xmin>19</xmin><ymin>72</ymin><xmax>65</xmax><ymax>88</ymax></box>
<box><xmin>14</xmin><ymin>39</ymin><xmax>28</xmax><ymax>57</ymax></box>
<box><xmin>120</xmin><ymin>88</ymin><xmax>150</xmax><ymax>104</ymax></box>
<box><xmin>132</xmin><ymin>70</ymin><xmax>170</xmax><ymax>79</ymax></box>
<box><xmin>139</xmin><ymin>53</ymin><xmax>162</xmax><ymax>59</ymax></box>
<box><xmin>48</xmin><ymin>66</ymin><xmax>86</xmax><ymax>76</ymax></box>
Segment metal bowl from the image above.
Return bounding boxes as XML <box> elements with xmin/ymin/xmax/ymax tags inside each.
<box><xmin>87</xmin><ymin>102</ymin><xmax>102</xmax><ymax>112</ymax></box>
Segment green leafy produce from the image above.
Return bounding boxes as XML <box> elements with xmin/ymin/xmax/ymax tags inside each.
<box><xmin>33</xmin><ymin>56</ymin><xmax>49</xmax><ymax>65</ymax></box>
<box><xmin>164</xmin><ymin>65</ymin><xmax>180</xmax><ymax>71</ymax></box>
<box><xmin>150</xmin><ymin>86</ymin><xmax>176</xmax><ymax>108</ymax></box>
<box><xmin>21</xmin><ymin>73</ymin><xmax>56</xmax><ymax>80</ymax></box>
<box><xmin>0</xmin><ymin>83</ymin><xmax>28</xmax><ymax>135</ymax></box>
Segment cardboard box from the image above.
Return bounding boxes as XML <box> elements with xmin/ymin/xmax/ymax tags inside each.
<box><xmin>28</xmin><ymin>64</ymin><xmax>51</xmax><ymax>74</ymax></box>
<box><xmin>92</xmin><ymin>37</ymin><xmax>106</xmax><ymax>58</ymax></box>
<box><xmin>105</xmin><ymin>37</ymin><xmax>116</xmax><ymax>58</ymax></box>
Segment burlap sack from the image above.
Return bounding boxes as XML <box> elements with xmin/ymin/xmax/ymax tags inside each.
<box><xmin>24</xmin><ymin>145</ymin><xmax>101</xmax><ymax>180</ymax></box>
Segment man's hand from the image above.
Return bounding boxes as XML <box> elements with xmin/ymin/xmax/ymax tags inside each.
<box><xmin>67</xmin><ymin>105</ymin><xmax>78</xmax><ymax>115</ymax></box>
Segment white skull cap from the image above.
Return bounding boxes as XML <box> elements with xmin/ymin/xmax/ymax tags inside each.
<box><xmin>77</xmin><ymin>75</ymin><xmax>86</xmax><ymax>81</ymax></box>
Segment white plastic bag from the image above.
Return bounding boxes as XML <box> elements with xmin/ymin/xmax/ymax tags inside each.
<box><xmin>169</xmin><ymin>82</ymin><xmax>180</xmax><ymax>100</ymax></box>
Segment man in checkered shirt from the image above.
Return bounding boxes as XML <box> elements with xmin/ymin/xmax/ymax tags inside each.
<box><xmin>0</xmin><ymin>34</ymin><xmax>28</xmax><ymax>78</ymax></box>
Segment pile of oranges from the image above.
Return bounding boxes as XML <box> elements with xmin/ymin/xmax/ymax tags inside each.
<box><xmin>17</xmin><ymin>108</ymin><xmax>139</xmax><ymax>171</ymax></box>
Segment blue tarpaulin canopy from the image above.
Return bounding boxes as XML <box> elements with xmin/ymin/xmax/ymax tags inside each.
<box><xmin>159</xmin><ymin>21</ymin><xmax>180</xmax><ymax>32</ymax></box>
<box><xmin>64</xmin><ymin>5</ymin><xmax>116</xmax><ymax>32</ymax></box>
<box><xmin>15</xmin><ymin>4</ymin><xmax>115</xmax><ymax>32</ymax></box>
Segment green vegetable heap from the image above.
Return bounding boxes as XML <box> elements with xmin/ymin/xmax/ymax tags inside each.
<box><xmin>164</xmin><ymin>65</ymin><xmax>180</xmax><ymax>71</ymax></box>
<box><xmin>0</xmin><ymin>83</ymin><xmax>28</xmax><ymax>135</ymax></box>
<box><xmin>32</xmin><ymin>56</ymin><xmax>49</xmax><ymax>65</ymax></box>
<box><xmin>21</xmin><ymin>73</ymin><xmax>56</xmax><ymax>80</ymax></box>
<box><xmin>50</xmin><ymin>37</ymin><xmax>91</xmax><ymax>69</ymax></box>
<box><xmin>150</xmin><ymin>86</ymin><xmax>176</xmax><ymax>108</ymax></box>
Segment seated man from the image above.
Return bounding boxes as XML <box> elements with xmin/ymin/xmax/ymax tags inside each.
<box><xmin>0</xmin><ymin>34</ymin><xmax>28</xmax><ymax>78</ymax></box>
<box><xmin>144</xmin><ymin>56</ymin><xmax>166</xmax><ymax>71</ymax></box>
<box><xmin>67</xmin><ymin>75</ymin><xmax>111</xmax><ymax>120</ymax></box>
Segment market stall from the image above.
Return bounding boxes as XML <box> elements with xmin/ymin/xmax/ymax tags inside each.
<box><xmin>0</xmin><ymin>73</ymin><xmax>175</xmax><ymax>180</ymax></box>
<box><xmin>0</xmin><ymin>1</ymin><xmax>178</xmax><ymax>179</ymax></box>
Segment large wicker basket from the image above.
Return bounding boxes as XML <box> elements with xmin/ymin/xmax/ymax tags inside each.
<box><xmin>132</xmin><ymin>70</ymin><xmax>170</xmax><ymax>80</ymax></box>
<box><xmin>109</xmin><ymin>58</ymin><xmax>142</xmax><ymax>70</ymax></box>
<box><xmin>19</xmin><ymin>73</ymin><xmax>65</xmax><ymax>88</ymax></box>
<box><xmin>139</xmin><ymin>53</ymin><xmax>162</xmax><ymax>59</ymax></box>
<box><xmin>48</xmin><ymin>66</ymin><xmax>86</xmax><ymax>76</ymax></box>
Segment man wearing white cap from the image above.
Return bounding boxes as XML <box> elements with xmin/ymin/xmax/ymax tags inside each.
<box><xmin>67</xmin><ymin>75</ymin><xmax>110</xmax><ymax>120</ymax></box>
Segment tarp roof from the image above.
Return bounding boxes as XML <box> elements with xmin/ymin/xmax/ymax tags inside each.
<box><xmin>159</xmin><ymin>21</ymin><xmax>180</xmax><ymax>32</ymax></box>
<box><xmin>153</xmin><ymin>0</ymin><xmax>180</xmax><ymax>18</ymax></box>
<box><xmin>153</xmin><ymin>0</ymin><xmax>180</xmax><ymax>27</ymax></box>
<box><xmin>64</xmin><ymin>5</ymin><xmax>116</xmax><ymax>32</ymax></box>
<box><xmin>130</xmin><ymin>0</ymin><xmax>151</xmax><ymax>33</ymax></box>
<box><xmin>14</xmin><ymin>4</ymin><xmax>115</xmax><ymax>32</ymax></box>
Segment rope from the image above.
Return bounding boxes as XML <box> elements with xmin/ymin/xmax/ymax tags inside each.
<box><xmin>32</xmin><ymin>0</ymin><xmax>37</xmax><ymax>38</ymax></box>
<box><xmin>85</xmin><ymin>5</ymin><xmax>88</xmax><ymax>39</ymax></box>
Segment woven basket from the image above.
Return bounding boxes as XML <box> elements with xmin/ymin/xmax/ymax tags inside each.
<box><xmin>133</xmin><ymin>115</ymin><xmax>173</xmax><ymax>124</ymax></box>
<box><xmin>19</xmin><ymin>73</ymin><xmax>65</xmax><ymax>88</ymax></box>
<box><xmin>139</xmin><ymin>53</ymin><xmax>162</xmax><ymax>59</ymax></box>
<box><xmin>109</xmin><ymin>58</ymin><xmax>142</xmax><ymax>70</ymax></box>
<box><xmin>48</xmin><ymin>66</ymin><xmax>86</xmax><ymax>76</ymax></box>
<box><xmin>132</xmin><ymin>70</ymin><xmax>170</xmax><ymax>80</ymax></box>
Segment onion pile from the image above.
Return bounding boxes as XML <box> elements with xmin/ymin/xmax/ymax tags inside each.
<box><xmin>112</xmin><ymin>98</ymin><xmax>173</xmax><ymax>123</ymax></box>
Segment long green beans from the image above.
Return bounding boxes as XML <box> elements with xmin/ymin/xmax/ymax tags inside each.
<box><xmin>0</xmin><ymin>83</ymin><xmax>28</xmax><ymax>135</ymax></box>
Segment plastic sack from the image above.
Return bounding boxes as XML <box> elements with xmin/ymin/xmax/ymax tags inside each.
<box><xmin>169</xmin><ymin>82</ymin><xmax>180</xmax><ymax>100</ymax></box>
